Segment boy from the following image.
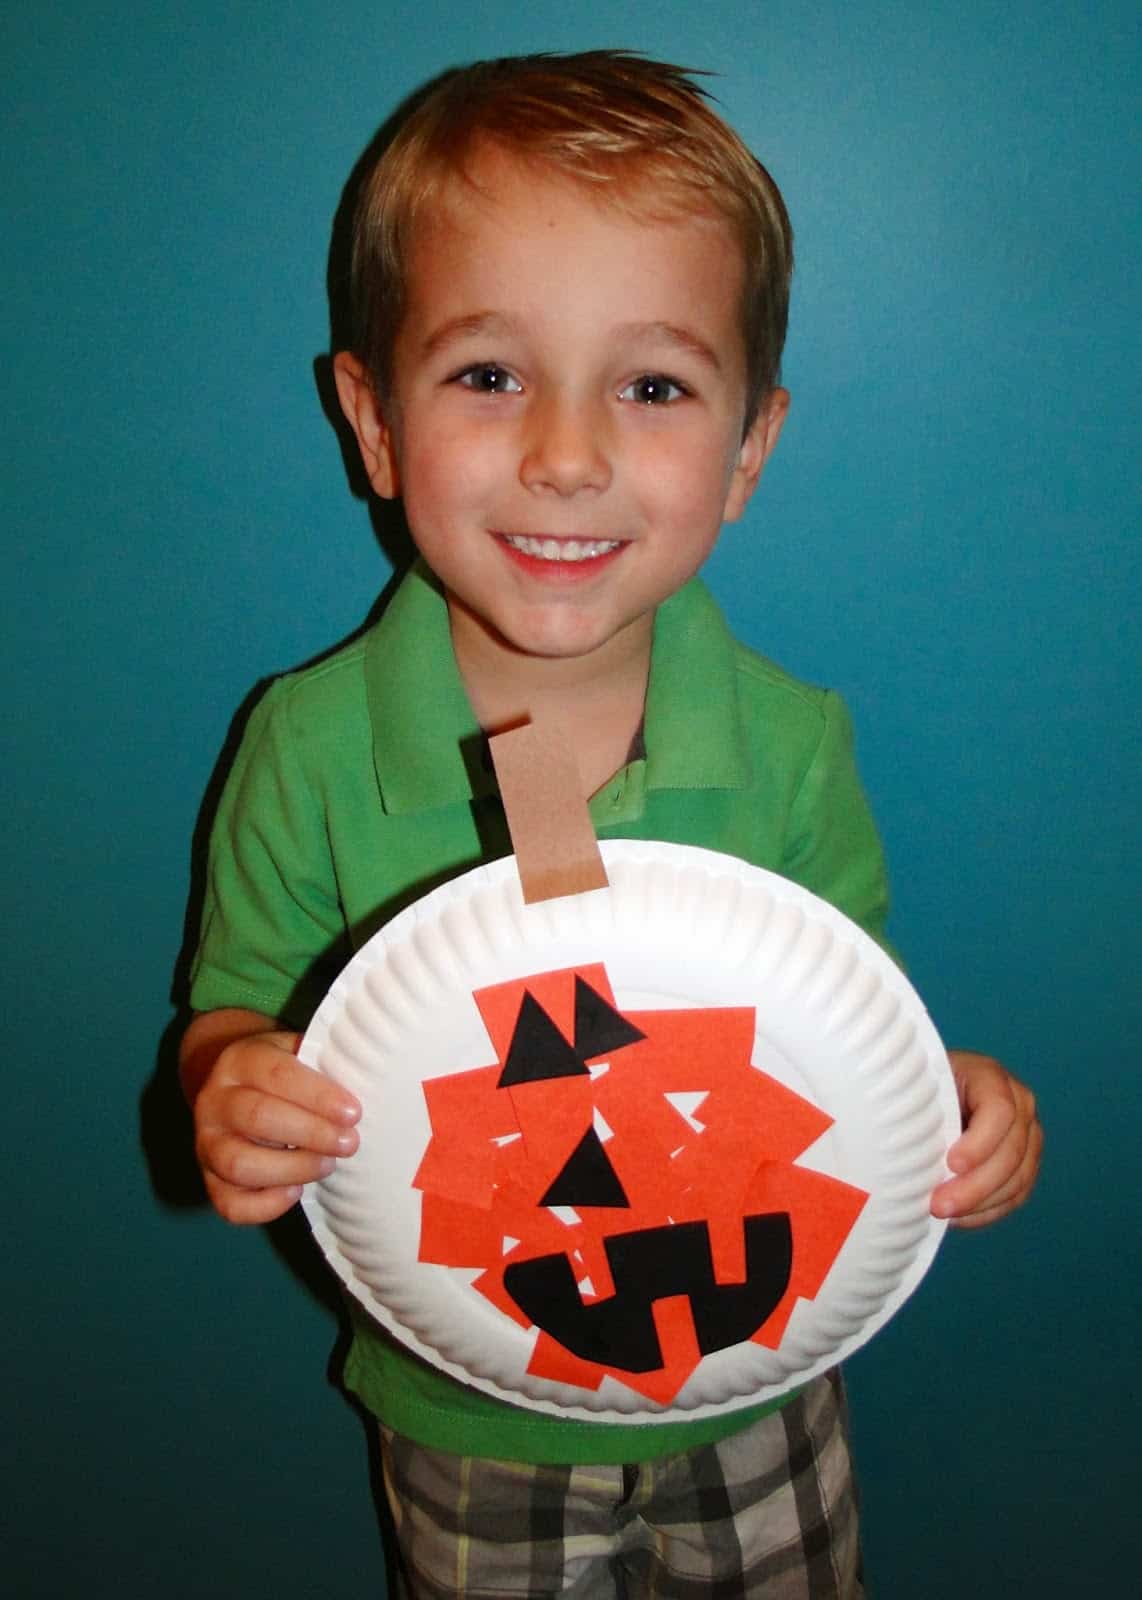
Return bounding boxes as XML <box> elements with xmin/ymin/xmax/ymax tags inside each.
<box><xmin>181</xmin><ymin>52</ymin><xmax>1040</xmax><ymax>1597</ymax></box>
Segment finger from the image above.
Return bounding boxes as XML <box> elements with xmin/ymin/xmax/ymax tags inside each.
<box><xmin>944</xmin><ymin>1060</ymin><xmax>1017</xmax><ymax>1173</ymax></box>
<box><xmin>242</xmin><ymin>1048</ymin><xmax>361</xmax><ymax>1127</ymax></box>
<box><xmin>946</xmin><ymin>1201</ymin><xmax>1016</xmax><ymax>1231</ymax></box>
<box><xmin>207</xmin><ymin>1034</ymin><xmax>361</xmax><ymax>1129</ymax></box>
<box><xmin>938</xmin><ymin>1162</ymin><xmax>1024</xmax><ymax>1226</ymax></box>
<box><xmin>205</xmin><ymin>1173</ymin><xmax>305</xmax><ymax>1226</ymax></box>
<box><xmin>219</xmin><ymin>1084</ymin><xmax>360</xmax><ymax>1157</ymax></box>
<box><xmin>948</xmin><ymin>1168</ymin><xmax>1035</xmax><ymax>1229</ymax></box>
<box><xmin>202</xmin><ymin>1132</ymin><xmax>340</xmax><ymax>1193</ymax></box>
<box><xmin>935</xmin><ymin>1118</ymin><xmax>1042</xmax><ymax>1224</ymax></box>
<box><xmin>933</xmin><ymin>1129</ymin><xmax>1023</xmax><ymax>1218</ymax></box>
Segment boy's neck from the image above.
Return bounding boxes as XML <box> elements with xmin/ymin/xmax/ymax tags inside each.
<box><xmin>446</xmin><ymin>598</ymin><xmax>653</xmax><ymax>800</ymax></box>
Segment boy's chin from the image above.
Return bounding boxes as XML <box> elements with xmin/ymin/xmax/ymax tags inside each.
<box><xmin>482</xmin><ymin>611</ymin><xmax>654</xmax><ymax>670</ymax></box>
<box><xmin>444</xmin><ymin>589</ymin><xmax>652</xmax><ymax>669</ymax></box>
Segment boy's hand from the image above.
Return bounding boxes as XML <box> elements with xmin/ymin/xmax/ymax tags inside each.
<box><xmin>930</xmin><ymin>1051</ymin><xmax>1042</xmax><ymax>1229</ymax></box>
<box><xmin>181</xmin><ymin>1009</ymin><xmax>361</xmax><ymax>1225</ymax></box>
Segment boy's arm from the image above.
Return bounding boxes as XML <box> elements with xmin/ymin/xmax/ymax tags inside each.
<box><xmin>181</xmin><ymin>1008</ymin><xmax>360</xmax><ymax>1225</ymax></box>
<box><xmin>181</xmin><ymin>677</ymin><xmax>361</xmax><ymax>1224</ymax></box>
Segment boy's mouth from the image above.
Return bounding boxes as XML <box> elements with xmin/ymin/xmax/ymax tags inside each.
<box><xmin>499</xmin><ymin>534</ymin><xmax>623</xmax><ymax>564</ymax></box>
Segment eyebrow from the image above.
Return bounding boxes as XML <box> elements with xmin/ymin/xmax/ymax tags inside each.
<box><xmin>612</xmin><ymin>322</ymin><xmax>724</xmax><ymax>374</ymax></box>
<box><xmin>418</xmin><ymin>313</ymin><xmax>723</xmax><ymax>373</ymax></box>
<box><xmin>419</xmin><ymin>312</ymin><xmax>519</xmax><ymax>359</ymax></box>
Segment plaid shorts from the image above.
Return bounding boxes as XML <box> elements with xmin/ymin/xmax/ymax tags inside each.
<box><xmin>379</xmin><ymin>1370</ymin><xmax>862</xmax><ymax>1598</ymax></box>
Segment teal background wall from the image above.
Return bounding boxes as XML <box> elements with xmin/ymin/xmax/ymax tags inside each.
<box><xmin>6</xmin><ymin>2</ymin><xmax>1137</xmax><ymax>1594</ymax></box>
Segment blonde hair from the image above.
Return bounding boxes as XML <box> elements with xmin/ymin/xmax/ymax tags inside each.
<box><xmin>348</xmin><ymin>51</ymin><xmax>793</xmax><ymax>422</ymax></box>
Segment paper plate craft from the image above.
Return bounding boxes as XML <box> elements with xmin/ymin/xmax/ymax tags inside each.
<box><xmin>300</xmin><ymin>803</ymin><xmax>961</xmax><ymax>1421</ymax></box>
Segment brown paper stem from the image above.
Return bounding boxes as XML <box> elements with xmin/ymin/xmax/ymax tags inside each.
<box><xmin>488</xmin><ymin>722</ymin><xmax>609</xmax><ymax>904</ymax></box>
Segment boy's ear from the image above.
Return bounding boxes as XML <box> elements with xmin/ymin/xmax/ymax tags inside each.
<box><xmin>333</xmin><ymin>352</ymin><xmax>400</xmax><ymax>499</ymax></box>
<box><xmin>723</xmin><ymin>387</ymin><xmax>790</xmax><ymax>523</ymax></box>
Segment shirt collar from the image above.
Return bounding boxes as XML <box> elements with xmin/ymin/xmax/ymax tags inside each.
<box><xmin>365</xmin><ymin>562</ymin><xmax>748</xmax><ymax>816</ymax></box>
<box><xmin>642</xmin><ymin>575</ymin><xmax>749</xmax><ymax>791</ymax></box>
<box><xmin>365</xmin><ymin>562</ymin><xmax>486</xmax><ymax>815</ymax></box>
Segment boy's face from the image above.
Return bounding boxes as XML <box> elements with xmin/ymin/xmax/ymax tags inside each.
<box><xmin>337</xmin><ymin>145</ymin><xmax>786</xmax><ymax>676</ymax></box>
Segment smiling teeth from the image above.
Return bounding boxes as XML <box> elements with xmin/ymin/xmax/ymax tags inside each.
<box><xmin>503</xmin><ymin>535</ymin><xmax>621</xmax><ymax>562</ymax></box>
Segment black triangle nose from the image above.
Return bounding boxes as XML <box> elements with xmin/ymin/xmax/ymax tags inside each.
<box><xmin>541</xmin><ymin>1126</ymin><xmax>630</xmax><ymax>1208</ymax></box>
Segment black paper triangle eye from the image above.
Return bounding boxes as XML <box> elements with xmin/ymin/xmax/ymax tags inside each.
<box><xmin>498</xmin><ymin>991</ymin><xmax>590</xmax><ymax>1087</ymax></box>
<box><xmin>541</xmin><ymin>1127</ymin><xmax>630</xmax><ymax>1208</ymax></box>
<box><xmin>573</xmin><ymin>977</ymin><xmax>646</xmax><ymax>1059</ymax></box>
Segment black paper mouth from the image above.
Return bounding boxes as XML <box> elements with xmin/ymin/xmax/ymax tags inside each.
<box><xmin>503</xmin><ymin>1212</ymin><xmax>793</xmax><ymax>1374</ymax></box>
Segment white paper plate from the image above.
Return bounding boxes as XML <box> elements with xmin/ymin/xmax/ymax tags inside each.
<box><xmin>301</xmin><ymin>841</ymin><xmax>960</xmax><ymax>1422</ymax></box>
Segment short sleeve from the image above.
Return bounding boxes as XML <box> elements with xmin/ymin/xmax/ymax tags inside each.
<box><xmin>781</xmin><ymin>691</ymin><xmax>899</xmax><ymax>962</ymax></box>
<box><xmin>189</xmin><ymin>678</ymin><xmax>347</xmax><ymax>1026</ymax></box>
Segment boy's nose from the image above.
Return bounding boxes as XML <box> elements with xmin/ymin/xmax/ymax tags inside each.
<box><xmin>519</xmin><ymin>393</ymin><xmax>612</xmax><ymax>496</ymax></box>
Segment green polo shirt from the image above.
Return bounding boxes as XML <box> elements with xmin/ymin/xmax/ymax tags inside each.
<box><xmin>191</xmin><ymin>561</ymin><xmax>893</xmax><ymax>1463</ymax></box>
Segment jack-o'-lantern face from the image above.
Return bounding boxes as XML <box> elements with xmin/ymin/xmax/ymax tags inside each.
<box><xmin>414</xmin><ymin>963</ymin><xmax>867</xmax><ymax>1403</ymax></box>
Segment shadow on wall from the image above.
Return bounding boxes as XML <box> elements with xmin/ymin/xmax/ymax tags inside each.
<box><xmin>135</xmin><ymin>80</ymin><xmax>472</xmax><ymax>1298</ymax></box>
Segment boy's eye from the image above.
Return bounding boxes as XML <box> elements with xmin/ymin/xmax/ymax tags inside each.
<box><xmin>620</xmin><ymin>374</ymin><xmax>687</xmax><ymax>406</ymax></box>
<box><xmin>456</xmin><ymin>364</ymin><xmax>522</xmax><ymax>395</ymax></box>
